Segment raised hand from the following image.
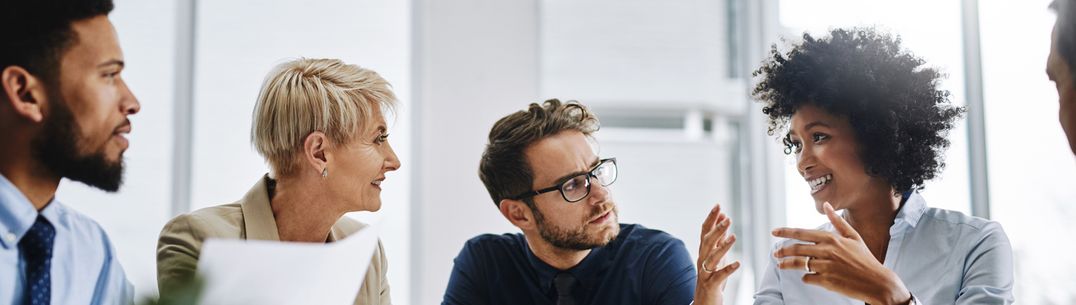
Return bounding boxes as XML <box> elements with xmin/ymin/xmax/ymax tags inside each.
<box><xmin>692</xmin><ymin>204</ymin><xmax>740</xmax><ymax>305</ymax></box>
<box><xmin>771</xmin><ymin>202</ymin><xmax>912</xmax><ymax>305</ymax></box>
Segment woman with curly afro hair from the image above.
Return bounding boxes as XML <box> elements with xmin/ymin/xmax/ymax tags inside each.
<box><xmin>750</xmin><ymin>28</ymin><xmax>1014</xmax><ymax>304</ymax></box>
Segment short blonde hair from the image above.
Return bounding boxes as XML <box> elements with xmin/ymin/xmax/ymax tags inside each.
<box><xmin>251</xmin><ymin>58</ymin><xmax>396</xmax><ymax>176</ymax></box>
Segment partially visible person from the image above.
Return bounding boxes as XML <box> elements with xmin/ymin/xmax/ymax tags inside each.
<box><xmin>752</xmin><ymin>28</ymin><xmax>1014</xmax><ymax>304</ymax></box>
<box><xmin>0</xmin><ymin>0</ymin><xmax>138</xmax><ymax>303</ymax></box>
<box><xmin>156</xmin><ymin>58</ymin><xmax>399</xmax><ymax>305</ymax></box>
<box><xmin>1048</xmin><ymin>0</ymin><xmax>1076</xmax><ymax>155</ymax></box>
<box><xmin>442</xmin><ymin>99</ymin><xmax>739</xmax><ymax>305</ymax></box>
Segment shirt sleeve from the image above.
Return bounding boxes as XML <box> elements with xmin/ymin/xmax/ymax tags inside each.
<box><xmin>156</xmin><ymin>213</ymin><xmax>205</xmax><ymax>296</ymax></box>
<box><xmin>953</xmin><ymin>221</ymin><xmax>1014</xmax><ymax>305</ymax></box>
<box><xmin>442</xmin><ymin>240</ymin><xmax>488</xmax><ymax>305</ymax></box>
<box><xmin>752</xmin><ymin>241</ymin><xmax>784</xmax><ymax>305</ymax></box>
<box><xmin>644</xmin><ymin>237</ymin><xmax>696</xmax><ymax>305</ymax></box>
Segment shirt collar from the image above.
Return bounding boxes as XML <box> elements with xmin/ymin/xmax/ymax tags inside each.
<box><xmin>0</xmin><ymin>174</ymin><xmax>64</xmax><ymax>249</ymax></box>
<box><xmin>893</xmin><ymin>191</ymin><xmax>928</xmax><ymax>231</ymax></box>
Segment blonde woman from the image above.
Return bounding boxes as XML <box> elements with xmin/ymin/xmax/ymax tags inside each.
<box><xmin>156</xmin><ymin>58</ymin><xmax>400</xmax><ymax>304</ymax></box>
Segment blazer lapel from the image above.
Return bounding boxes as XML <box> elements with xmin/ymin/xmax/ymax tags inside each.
<box><xmin>239</xmin><ymin>175</ymin><xmax>281</xmax><ymax>241</ymax></box>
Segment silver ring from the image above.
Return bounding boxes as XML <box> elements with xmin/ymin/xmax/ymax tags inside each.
<box><xmin>804</xmin><ymin>256</ymin><xmax>814</xmax><ymax>274</ymax></box>
<box><xmin>701</xmin><ymin>258</ymin><xmax>715</xmax><ymax>273</ymax></box>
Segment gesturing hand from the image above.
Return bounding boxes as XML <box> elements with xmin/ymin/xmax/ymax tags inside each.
<box><xmin>771</xmin><ymin>202</ymin><xmax>912</xmax><ymax>305</ymax></box>
<box><xmin>692</xmin><ymin>204</ymin><xmax>740</xmax><ymax>305</ymax></box>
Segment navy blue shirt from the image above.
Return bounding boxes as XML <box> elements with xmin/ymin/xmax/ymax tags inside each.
<box><xmin>442</xmin><ymin>224</ymin><xmax>696</xmax><ymax>305</ymax></box>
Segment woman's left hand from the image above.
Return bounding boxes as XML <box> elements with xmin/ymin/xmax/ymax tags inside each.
<box><xmin>771</xmin><ymin>202</ymin><xmax>912</xmax><ymax>305</ymax></box>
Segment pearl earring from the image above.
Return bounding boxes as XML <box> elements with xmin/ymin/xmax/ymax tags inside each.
<box><xmin>321</xmin><ymin>168</ymin><xmax>328</xmax><ymax>177</ymax></box>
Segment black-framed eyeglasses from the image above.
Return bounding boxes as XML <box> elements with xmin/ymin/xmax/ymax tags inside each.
<box><xmin>509</xmin><ymin>158</ymin><xmax>618</xmax><ymax>203</ymax></box>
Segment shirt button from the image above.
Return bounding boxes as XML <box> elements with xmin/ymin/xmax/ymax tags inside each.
<box><xmin>3</xmin><ymin>232</ymin><xmax>14</xmax><ymax>243</ymax></box>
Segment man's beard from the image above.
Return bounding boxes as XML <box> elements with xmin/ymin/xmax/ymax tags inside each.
<box><xmin>31</xmin><ymin>92</ymin><xmax>125</xmax><ymax>192</ymax></box>
<box><xmin>531</xmin><ymin>204</ymin><xmax>619</xmax><ymax>251</ymax></box>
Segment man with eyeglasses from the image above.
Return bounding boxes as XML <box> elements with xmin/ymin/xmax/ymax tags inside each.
<box><xmin>442</xmin><ymin>99</ymin><xmax>738</xmax><ymax>305</ymax></box>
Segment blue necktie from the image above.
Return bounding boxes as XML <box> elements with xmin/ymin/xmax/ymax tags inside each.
<box><xmin>19</xmin><ymin>215</ymin><xmax>55</xmax><ymax>305</ymax></box>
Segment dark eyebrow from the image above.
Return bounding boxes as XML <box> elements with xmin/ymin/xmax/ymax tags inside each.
<box><xmin>804</xmin><ymin>121</ymin><xmax>831</xmax><ymax>130</ymax></box>
<box><xmin>788</xmin><ymin>121</ymin><xmax>831</xmax><ymax>138</ymax></box>
<box><xmin>551</xmin><ymin>158</ymin><xmax>602</xmax><ymax>186</ymax></box>
<box><xmin>97</xmin><ymin>59</ymin><xmax>124</xmax><ymax>69</ymax></box>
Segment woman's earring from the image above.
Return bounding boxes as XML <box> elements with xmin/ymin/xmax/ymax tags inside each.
<box><xmin>321</xmin><ymin>168</ymin><xmax>328</xmax><ymax>177</ymax></box>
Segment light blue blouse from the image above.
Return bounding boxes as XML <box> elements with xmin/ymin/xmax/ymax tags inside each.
<box><xmin>754</xmin><ymin>192</ymin><xmax>1014</xmax><ymax>304</ymax></box>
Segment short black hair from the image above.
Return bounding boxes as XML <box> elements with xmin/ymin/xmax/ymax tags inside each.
<box><xmin>1052</xmin><ymin>0</ymin><xmax>1076</xmax><ymax>84</ymax></box>
<box><xmin>478</xmin><ymin>99</ymin><xmax>600</xmax><ymax>207</ymax></box>
<box><xmin>0</xmin><ymin>0</ymin><xmax>115</xmax><ymax>83</ymax></box>
<box><xmin>752</xmin><ymin>27</ymin><xmax>965</xmax><ymax>194</ymax></box>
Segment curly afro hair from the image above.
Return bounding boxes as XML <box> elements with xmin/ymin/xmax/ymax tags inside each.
<box><xmin>752</xmin><ymin>27</ymin><xmax>965</xmax><ymax>194</ymax></box>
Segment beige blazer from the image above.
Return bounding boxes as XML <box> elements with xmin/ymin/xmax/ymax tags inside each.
<box><xmin>156</xmin><ymin>175</ymin><xmax>391</xmax><ymax>305</ymax></box>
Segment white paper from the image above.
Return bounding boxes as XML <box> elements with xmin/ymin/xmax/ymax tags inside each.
<box><xmin>196</xmin><ymin>222</ymin><xmax>381</xmax><ymax>305</ymax></box>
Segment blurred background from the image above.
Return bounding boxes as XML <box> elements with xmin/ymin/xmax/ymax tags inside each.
<box><xmin>57</xmin><ymin>0</ymin><xmax>1076</xmax><ymax>304</ymax></box>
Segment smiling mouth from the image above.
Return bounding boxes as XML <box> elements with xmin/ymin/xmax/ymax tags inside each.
<box><xmin>808</xmin><ymin>174</ymin><xmax>832</xmax><ymax>194</ymax></box>
<box><xmin>371</xmin><ymin>179</ymin><xmax>384</xmax><ymax>189</ymax></box>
